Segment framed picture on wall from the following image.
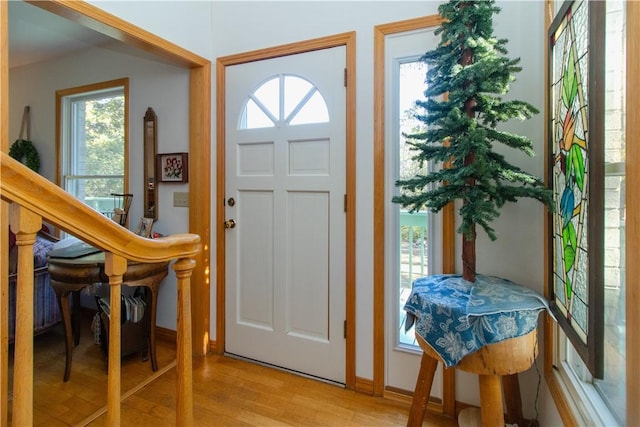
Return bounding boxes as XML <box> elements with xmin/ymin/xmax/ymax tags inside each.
<box><xmin>157</xmin><ymin>152</ymin><xmax>188</xmax><ymax>183</ymax></box>
<box><xmin>134</xmin><ymin>217</ymin><xmax>155</xmax><ymax>238</ymax></box>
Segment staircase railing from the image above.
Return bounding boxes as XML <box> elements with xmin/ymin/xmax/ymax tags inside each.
<box><xmin>1</xmin><ymin>152</ymin><xmax>201</xmax><ymax>426</ymax></box>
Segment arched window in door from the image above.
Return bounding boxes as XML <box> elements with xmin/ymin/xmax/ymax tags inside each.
<box><xmin>239</xmin><ymin>74</ymin><xmax>329</xmax><ymax>129</ymax></box>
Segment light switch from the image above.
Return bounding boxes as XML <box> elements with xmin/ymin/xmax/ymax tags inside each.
<box><xmin>173</xmin><ymin>191</ymin><xmax>189</xmax><ymax>207</ymax></box>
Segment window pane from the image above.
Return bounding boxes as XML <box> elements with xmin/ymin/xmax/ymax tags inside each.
<box><xmin>595</xmin><ymin>1</ymin><xmax>626</xmax><ymax>422</ymax></box>
<box><xmin>65</xmin><ymin>177</ymin><xmax>125</xmax><ymax>214</ymax></box>
<box><xmin>243</xmin><ymin>98</ymin><xmax>275</xmax><ymax>129</ymax></box>
<box><xmin>550</xmin><ymin>0</ymin><xmax>591</xmax><ymax>344</ymax></box>
<box><xmin>398</xmin><ymin>60</ymin><xmax>429</xmax><ymax>347</ymax></box>
<box><xmin>284</xmin><ymin>75</ymin><xmax>313</xmax><ymax>119</ymax></box>
<box><xmin>81</xmin><ymin>96</ymin><xmax>125</xmax><ymax>176</ymax></box>
<box><xmin>289</xmin><ymin>91</ymin><xmax>329</xmax><ymax>125</ymax></box>
<box><xmin>253</xmin><ymin>76</ymin><xmax>280</xmax><ymax>119</ymax></box>
<box><xmin>398</xmin><ymin>62</ymin><xmax>428</xmax><ymax>182</ymax></box>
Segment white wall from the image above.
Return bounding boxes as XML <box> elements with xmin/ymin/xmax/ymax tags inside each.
<box><xmin>89</xmin><ymin>1</ymin><xmax>212</xmax><ymax>60</ymax></box>
<box><xmin>44</xmin><ymin>1</ymin><xmax>562</xmax><ymax>424</ymax></box>
<box><xmin>9</xmin><ymin>44</ymin><xmax>191</xmax><ymax>329</ymax></box>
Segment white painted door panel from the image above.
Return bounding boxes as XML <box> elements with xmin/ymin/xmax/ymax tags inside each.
<box><xmin>225</xmin><ymin>47</ymin><xmax>346</xmax><ymax>383</ymax></box>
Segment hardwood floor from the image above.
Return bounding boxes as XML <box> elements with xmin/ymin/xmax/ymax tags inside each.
<box><xmin>7</xmin><ymin>314</ymin><xmax>457</xmax><ymax>426</ymax></box>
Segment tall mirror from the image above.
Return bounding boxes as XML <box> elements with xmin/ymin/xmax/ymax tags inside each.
<box><xmin>144</xmin><ymin>107</ymin><xmax>158</xmax><ymax>220</ymax></box>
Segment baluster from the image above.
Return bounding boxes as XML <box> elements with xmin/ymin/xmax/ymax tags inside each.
<box><xmin>419</xmin><ymin>225</ymin><xmax>425</xmax><ymax>277</ymax></box>
<box><xmin>9</xmin><ymin>205</ymin><xmax>41</xmax><ymax>426</ymax></box>
<box><xmin>173</xmin><ymin>257</ymin><xmax>195</xmax><ymax>425</ymax></box>
<box><xmin>104</xmin><ymin>253</ymin><xmax>127</xmax><ymax>427</ymax></box>
<box><xmin>408</xmin><ymin>225</ymin><xmax>414</xmax><ymax>283</ymax></box>
<box><xmin>1</xmin><ymin>204</ymin><xmax>7</xmax><ymax>427</ymax></box>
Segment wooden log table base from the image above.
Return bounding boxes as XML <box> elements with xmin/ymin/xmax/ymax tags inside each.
<box><xmin>407</xmin><ymin>329</ymin><xmax>538</xmax><ymax>427</ymax></box>
<box><xmin>47</xmin><ymin>253</ymin><xmax>169</xmax><ymax>382</ymax></box>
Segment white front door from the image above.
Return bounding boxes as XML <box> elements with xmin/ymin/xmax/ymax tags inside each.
<box><xmin>225</xmin><ymin>47</ymin><xmax>346</xmax><ymax>383</ymax></box>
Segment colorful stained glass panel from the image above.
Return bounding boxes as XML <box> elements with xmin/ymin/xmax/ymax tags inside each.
<box><xmin>550</xmin><ymin>0</ymin><xmax>590</xmax><ymax>343</ymax></box>
<box><xmin>548</xmin><ymin>0</ymin><xmax>605</xmax><ymax>378</ymax></box>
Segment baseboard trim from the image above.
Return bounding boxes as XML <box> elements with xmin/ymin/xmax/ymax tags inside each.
<box><xmin>155</xmin><ymin>325</ymin><xmax>176</xmax><ymax>343</ymax></box>
<box><xmin>154</xmin><ymin>327</ymin><xmax>216</xmax><ymax>354</ymax></box>
<box><xmin>383</xmin><ymin>386</ymin><xmax>444</xmax><ymax>413</ymax></box>
<box><xmin>355</xmin><ymin>376</ymin><xmax>374</xmax><ymax>395</ymax></box>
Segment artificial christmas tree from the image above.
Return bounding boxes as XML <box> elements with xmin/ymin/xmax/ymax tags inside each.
<box><xmin>393</xmin><ymin>0</ymin><xmax>552</xmax><ymax>282</ymax></box>
<box><xmin>399</xmin><ymin>2</ymin><xmax>553</xmax><ymax>425</ymax></box>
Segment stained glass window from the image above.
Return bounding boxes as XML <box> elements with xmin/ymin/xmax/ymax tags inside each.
<box><xmin>549</xmin><ymin>0</ymin><xmax>605</xmax><ymax>378</ymax></box>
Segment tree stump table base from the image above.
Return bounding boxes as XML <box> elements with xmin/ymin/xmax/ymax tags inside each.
<box><xmin>407</xmin><ymin>329</ymin><xmax>538</xmax><ymax>427</ymax></box>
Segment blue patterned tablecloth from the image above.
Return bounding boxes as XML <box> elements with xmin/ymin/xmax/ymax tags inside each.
<box><xmin>404</xmin><ymin>274</ymin><xmax>549</xmax><ymax>367</ymax></box>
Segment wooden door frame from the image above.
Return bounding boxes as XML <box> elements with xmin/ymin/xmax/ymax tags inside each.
<box><xmin>0</xmin><ymin>8</ymin><xmax>212</xmax><ymax>418</ymax></box>
<box><xmin>216</xmin><ymin>32</ymin><xmax>356</xmax><ymax>390</ymax></box>
<box><xmin>373</xmin><ymin>15</ymin><xmax>456</xmax><ymax>411</ymax></box>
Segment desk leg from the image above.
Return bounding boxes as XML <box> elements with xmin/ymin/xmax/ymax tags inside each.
<box><xmin>72</xmin><ymin>291</ymin><xmax>81</xmax><ymax>346</ymax></box>
<box><xmin>55</xmin><ymin>291</ymin><xmax>74</xmax><ymax>382</ymax></box>
<box><xmin>148</xmin><ymin>287</ymin><xmax>159</xmax><ymax>371</ymax></box>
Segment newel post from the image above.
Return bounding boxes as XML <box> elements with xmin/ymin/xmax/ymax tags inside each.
<box><xmin>173</xmin><ymin>257</ymin><xmax>196</xmax><ymax>425</ymax></box>
<box><xmin>9</xmin><ymin>205</ymin><xmax>41</xmax><ymax>426</ymax></box>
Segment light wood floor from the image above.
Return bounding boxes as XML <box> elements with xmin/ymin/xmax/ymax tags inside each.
<box><xmin>7</xmin><ymin>315</ymin><xmax>457</xmax><ymax>427</ymax></box>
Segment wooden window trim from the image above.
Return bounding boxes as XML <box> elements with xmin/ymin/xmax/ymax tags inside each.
<box><xmin>373</xmin><ymin>15</ymin><xmax>455</xmax><ymax>414</ymax></box>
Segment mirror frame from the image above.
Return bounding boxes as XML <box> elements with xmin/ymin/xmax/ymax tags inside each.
<box><xmin>143</xmin><ymin>107</ymin><xmax>158</xmax><ymax>220</ymax></box>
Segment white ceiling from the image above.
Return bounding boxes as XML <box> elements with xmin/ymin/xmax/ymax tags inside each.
<box><xmin>8</xmin><ymin>1</ymin><xmax>115</xmax><ymax>68</ymax></box>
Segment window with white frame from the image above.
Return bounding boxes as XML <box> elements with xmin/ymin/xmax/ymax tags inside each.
<box><xmin>57</xmin><ymin>80</ymin><xmax>128</xmax><ymax>216</ymax></box>
<box><xmin>550</xmin><ymin>2</ymin><xmax>626</xmax><ymax>425</ymax></box>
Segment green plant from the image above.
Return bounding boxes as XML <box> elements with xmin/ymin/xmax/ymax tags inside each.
<box><xmin>393</xmin><ymin>0</ymin><xmax>552</xmax><ymax>282</ymax></box>
<box><xmin>9</xmin><ymin>139</ymin><xmax>40</xmax><ymax>172</ymax></box>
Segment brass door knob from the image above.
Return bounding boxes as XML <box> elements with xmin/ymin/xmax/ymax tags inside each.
<box><xmin>224</xmin><ymin>219</ymin><xmax>236</xmax><ymax>229</ymax></box>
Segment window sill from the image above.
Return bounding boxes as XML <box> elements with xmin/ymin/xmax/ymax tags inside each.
<box><xmin>545</xmin><ymin>351</ymin><xmax>621</xmax><ymax>426</ymax></box>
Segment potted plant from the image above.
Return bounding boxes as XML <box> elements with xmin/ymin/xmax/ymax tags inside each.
<box><xmin>395</xmin><ymin>1</ymin><xmax>553</xmax><ymax>424</ymax></box>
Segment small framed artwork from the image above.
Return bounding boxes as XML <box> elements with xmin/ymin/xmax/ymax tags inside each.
<box><xmin>134</xmin><ymin>217</ymin><xmax>155</xmax><ymax>238</ymax></box>
<box><xmin>157</xmin><ymin>152</ymin><xmax>188</xmax><ymax>183</ymax></box>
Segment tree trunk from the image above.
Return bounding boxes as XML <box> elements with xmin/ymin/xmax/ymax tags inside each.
<box><xmin>462</xmin><ymin>224</ymin><xmax>476</xmax><ymax>282</ymax></box>
<box><xmin>462</xmin><ymin>41</ymin><xmax>476</xmax><ymax>282</ymax></box>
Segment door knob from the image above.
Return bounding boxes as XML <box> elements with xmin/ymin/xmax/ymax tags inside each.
<box><xmin>224</xmin><ymin>219</ymin><xmax>236</xmax><ymax>229</ymax></box>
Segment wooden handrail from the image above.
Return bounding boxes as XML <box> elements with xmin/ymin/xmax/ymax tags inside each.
<box><xmin>1</xmin><ymin>152</ymin><xmax>199</xmax><ymax>425</ymax></box>
<box><xmin>1</xmin><ymin>152</ymin><xmax>200</xmax><ymax>262</ymax></box>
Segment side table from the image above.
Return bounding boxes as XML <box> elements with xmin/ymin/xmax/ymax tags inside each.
<box><xmin>47</xmin><ymin>252</ymin><xmax>168</xmax><ymax>382</ymax></box>
<box><xmin>404</xmin><ymin>274</ymin><xmax>548</xmax><ymax>426</ymax></box>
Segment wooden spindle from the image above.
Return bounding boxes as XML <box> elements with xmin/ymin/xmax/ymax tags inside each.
<box><xmin>104</xmin><ymin>253</ymin><xmax>127</xmax><ymax>426</ymax></box>
<box><xmin>173</xmin><ymin>257</ymin><xmax>196</xmax><ymax>426</ymax></box>
<box><xmin>9</xmin><ymin>205</ymin><xmax>41</xmax><ymax>426</ymax></box>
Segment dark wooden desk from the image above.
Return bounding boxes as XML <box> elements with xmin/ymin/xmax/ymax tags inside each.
<box><xmin>47</xmin><ymin>252</ymin><xmax>168</xmax><ymax>382</ymax></box>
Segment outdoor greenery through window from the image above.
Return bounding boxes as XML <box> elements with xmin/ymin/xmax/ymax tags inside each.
<box><xmin>398</xmin><ymin>60</ymin><xmax>429</xmax><ymax>347</ymax></box>
<box><xmin>58</xmin><ymin>80</ymin><xmax>128</xmax><ymax>216</ymax></box>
